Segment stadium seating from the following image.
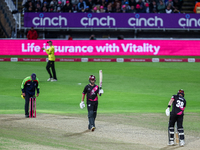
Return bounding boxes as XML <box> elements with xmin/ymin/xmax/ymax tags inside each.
<box><xmin>0</xmin><ymin>1</ymin><xmax>15</xmax><ymax>38</ymax></box>
<box><xmin>0</xmin><ymin>0</ymin><xmax>198</xmax><ymax>39</ymax></box>
<box><xmin>182</xmin><ymin>0</ymin><xmax>196</xmax><ymax>13</ymax></box>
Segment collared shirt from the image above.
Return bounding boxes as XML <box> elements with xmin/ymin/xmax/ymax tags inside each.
<box><xmin>82</xmin><ymin>84</ymin><xmax>99</xmax><ymax>102</ymax></box>
<box><xmin>21</xmin><ymin>76</ymin><xmax>40</xmax><ymax>95</ymax></box>
<box><xmin>171</xmin><ymin>95</ymin><xmax>186</xmax><ymax>115</ymax></box>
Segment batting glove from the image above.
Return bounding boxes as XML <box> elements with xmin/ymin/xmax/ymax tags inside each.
<box><xmin>165</xmin><ymin>107</ymin><xmax>170</xmax><ymax>116</ymax></box>
<box><xmin>99</xmin><ymin>89</ymin><xmax>104</xmax><ymax>94</ymax></box>
<box><xmin>80</xmin><ymin>101</ymin><xmax>85</xmax><ymax>109</ymax></box>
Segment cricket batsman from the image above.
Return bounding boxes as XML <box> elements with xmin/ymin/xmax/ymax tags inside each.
<box><xmin>165</xmin><ymin>89</ymin><xmax>186</xmax><ymax>146</ymax></box>
<box><xmin>80</xmin><ymin>75</ymin><xmax>104</xmax><ymax>131</ymax></box>
<box><xmin>21</xmin><ymin>73</ymin><xmax>40</xmax><ymax>118</ymax></box>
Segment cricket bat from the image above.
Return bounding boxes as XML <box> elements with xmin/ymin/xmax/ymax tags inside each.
<box><xmin>175</xmin><ymin>122</ymin><xmax>179</xmax><ymax>144</ymax></box>
<box><xmin>99</xmin><ymin>70</ymin><xmax>103</xmax><ymax>89</ymax></box>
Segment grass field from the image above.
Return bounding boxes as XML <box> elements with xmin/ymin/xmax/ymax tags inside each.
<box><xmin>0</xmin><ymin>60</ymin><xmax>200</xmax><ymax>149</ymax></box>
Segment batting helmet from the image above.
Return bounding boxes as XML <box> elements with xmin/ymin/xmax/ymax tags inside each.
<box><xmin>177</xmin><ymin>89</ymin><xmax>184</xmax><ymax>97</ymax></box>
<box><xmin>89</xmin><ymin>75</ymin><xmax>96</xmax><ymax>83</ymax></box>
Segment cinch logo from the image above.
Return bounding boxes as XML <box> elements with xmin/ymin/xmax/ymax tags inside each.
<box><xmin>80</xmin><ymin>14</ymin><xmax>116</xmax><ymax>26</ymax></box>
<box><xmin>128</xmin><ymin>14</ymin><xmax>163</xmax><ymax>27</ymax></box>
<box><xmin>32</xmin><ymin>13</ymin><xmax>67</xmax><ymax>26</ymax></box>
<box><xmin>178</xmin><ymin>14</ymin><xmax>200</xmax><ymax>27</ymax></box>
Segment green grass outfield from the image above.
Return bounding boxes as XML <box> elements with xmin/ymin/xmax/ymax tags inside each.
<box><xmin>0</xmin><ymin>61</ymin><xmax>199</xmax><ymax>114</ymax></box>
<box><xmin>0</xmin><ymin>60</ymin><xmax>200</xmax><ymax>149</ymax></box>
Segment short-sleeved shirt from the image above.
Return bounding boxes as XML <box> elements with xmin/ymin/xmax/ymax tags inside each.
<box><xmin>82</xmin><ymin>84</ymin><xmax>99</xmax><ymax>102</ymax></box>
<box><xmin>45</xmin><ymin>46</ymin><xmax>55</xmax><ymax>61</ymax></box>
<box><xmin>21</xmin><ymin>76</ymin><xmax>40</xmax><ymax>95</ymax></box>
<box><xmin>171</xmin><ymin>95</ymin><xmax>186</xmax><ymax>115</ymax></box>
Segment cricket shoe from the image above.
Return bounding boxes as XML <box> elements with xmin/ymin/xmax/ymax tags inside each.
<box><xmin>179</xmin><ymin>140</ymin><xmax>185</xmax><ymax>147</ymax></box>
<box><xmin>91</xmin><ymin>126</ymin><xmax>95</xmax><ymax>132</ymax></box>
<box><xmin>47</xmin><ymin>78</ymin><xmax>53</xmax><ymax>81</ymax></box>
<box><xmin>51</xmin><ymin>79</ymin><xmax>57</xmax><ymax>82</ymax></box>
<box><xmin>168</xmin><ymin>141</ymin><xmax>175</xmax><ymax>146</ymax></box>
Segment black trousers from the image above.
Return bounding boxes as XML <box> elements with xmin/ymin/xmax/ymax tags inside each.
<box><xmin>25</xmin><ymin>93</ymin><xmax>34</xmax><ymax>116</ymax></box>
<box><xmin>87</xmin><ymin>101</ymin><xmax>98</xmax><ymax>130</ymax></box>
<box><xmin>46</xmin><ymin>60</ymin><xmax>57</xmax><ymax>79</ymax></box>
<box><xmin>168</xmin><ymin>113</ymin><xmax>184</xmax><ymax>141</ymax></box>
<box><xmin>169</xmin><ymin>113</ymin><xmax>184</xmax><ymax>129</ymax></box>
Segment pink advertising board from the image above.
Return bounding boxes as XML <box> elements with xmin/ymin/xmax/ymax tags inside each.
<box><xmin>0</xmin><ymin>39</ymin><xmax>200</xmax><ymax>56</ymax></box>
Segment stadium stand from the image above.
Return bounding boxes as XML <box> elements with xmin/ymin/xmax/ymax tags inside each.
<box><xmin>0</xmin><ymin>0</ymin><xmax>198</xmax><ymax>39</ymax></box>
<box><xmin>19</xmin><ymin>0</ymin><xmax>196</xmax><ymax>13</ymax></box>
<box><xmin>0</xmin><ymin>0</ymin><xmax>17</xmax><ymax>38</ymax></box>
<box><xmin>182</xmin><ymin>0</ymin><xmax>196</xmax><ymax>13</ymax></box>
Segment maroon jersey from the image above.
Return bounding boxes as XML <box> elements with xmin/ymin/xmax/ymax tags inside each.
<box><xmin>171</xmin><ymin>95</ymin><xmax>186</xmax><ymax>115</ymax></box>
<box><xmin>82</xmin><ymin>84</ymin><xmax>99</xmax><ymax>102</ymax></box>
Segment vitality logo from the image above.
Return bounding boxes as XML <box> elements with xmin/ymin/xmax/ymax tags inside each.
<box><xmin>32</xmin><ymin>13</ymin><xmax>67</xmax><ymax>26</ymax></box>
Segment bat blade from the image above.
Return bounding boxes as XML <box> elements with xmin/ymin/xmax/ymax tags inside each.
<box><xmin>175</xmin><ymin>122</ymin><xmax>179</xmax><ymax>144</ymax></box>
<box><xmin>176</xmin><ymin>133</ymin><xmax>179</xmax><ymax>144</ymax></box>
<box><xmin>99</xmin><ymin>70</ymin><xmax>103</xmax><ymax>89</ymax></box>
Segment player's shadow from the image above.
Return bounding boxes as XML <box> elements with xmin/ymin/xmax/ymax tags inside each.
<box><xmin>160</xmin><ymin>145</ymin><xmax>183</xmax><ymax>150</ymax></box>
<box><xmin>63</xmin><ymin>130</ymin><xmax>90</xmax><ymax>137</ymax></box>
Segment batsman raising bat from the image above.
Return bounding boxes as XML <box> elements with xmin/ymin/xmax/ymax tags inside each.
<box><xmin>165</xmin><ymin>89</ymin><xmax>186</xmax><ymax>147</ymax></box>
<box><xmin>80</xmin><ymin>74</ymin><xmax>104</xmax><ymax>131</ymax></box>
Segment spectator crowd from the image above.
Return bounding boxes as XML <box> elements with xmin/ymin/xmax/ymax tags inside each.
<box><xmin>22</xmin><ymin>0</ymin><xmax>185</xmax><ymax>13</ymax></box>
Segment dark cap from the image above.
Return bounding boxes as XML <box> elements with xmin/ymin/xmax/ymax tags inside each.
<box><xmin>47</xmin><ymin>41</ymin><xmax>52</xmax><ymax>43</ymax></box>
<box><xmin>31</xmin><ymin>73</ymin><xmax>36</xmax><ymax>80</ymax></box>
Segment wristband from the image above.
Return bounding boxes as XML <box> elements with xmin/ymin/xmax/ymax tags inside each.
<box><xmin>168</xmin><ymin>105</ymin><xmax>171</xmax><ymax>108</ymax></box>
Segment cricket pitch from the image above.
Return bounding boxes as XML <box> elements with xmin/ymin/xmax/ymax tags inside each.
<box><xmin>0</xmin><ymin>114</ymin><xmax>199</xmax><ymax>150</ymax></box>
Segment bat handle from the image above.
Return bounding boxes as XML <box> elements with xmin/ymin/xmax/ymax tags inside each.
<box><xmin>99</xmin><ymin>87</ymin><xmax>102</xmax><ymax>96</ymax></box>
